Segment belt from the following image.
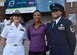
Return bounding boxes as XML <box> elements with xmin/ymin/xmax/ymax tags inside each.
<box><xmin>13</xmin><ymin>44</ymin><xmax>17</xmax><ymax>46</ymax></box>
<box><xmin>6</xmin><ymin>43</ymin><xmax>23</xmax><ymax>46</ymax></box>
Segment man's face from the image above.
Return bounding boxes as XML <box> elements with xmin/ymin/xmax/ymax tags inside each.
<box><xmin>51</xmin><ymin>10</ymin><xmax>62</xmax><ymax>19</ymax></box>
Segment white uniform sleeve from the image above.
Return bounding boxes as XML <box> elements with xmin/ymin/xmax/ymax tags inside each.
<box><xmin>23</xmin><ymin>29</ymin><xmax>27</xmax><ymax>39</ymax></box>
<box><xmin>1</xmin><ymin>26</ymin><xmax>8</xmax><ymax>38</ymax></box>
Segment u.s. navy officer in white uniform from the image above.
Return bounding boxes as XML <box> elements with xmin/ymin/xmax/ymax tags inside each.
<box><xmin>1</xmin><ymin>11</ymin><xmax>26</xmax><ymax>55</ymax></box>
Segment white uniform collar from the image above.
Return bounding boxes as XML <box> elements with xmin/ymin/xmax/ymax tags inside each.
<box><xmin>54</xmin><ymin>16</ymin><xmax>61</xmax><ymax>24</ymax></box>
<box><xmin>11</xmin><ymin>22</ymin><xmax>22</xmax><ymax>29</ymax></box>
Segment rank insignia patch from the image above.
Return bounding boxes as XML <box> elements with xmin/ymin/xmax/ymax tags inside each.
<box><xmin>70</xmin><ymin>25</ymin><xmax>74</xmax><ymax>32</ymax></box>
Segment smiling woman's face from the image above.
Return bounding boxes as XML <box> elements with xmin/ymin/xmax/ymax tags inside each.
<box><xmin>13</xmin><ymin>16</ymin><xmax>21</xmax><ymax>23</ymax></box>
<box><xmin>33</xmin><ymin>12</ymin><xmax>41</xmax><ymax>22</ymax></box>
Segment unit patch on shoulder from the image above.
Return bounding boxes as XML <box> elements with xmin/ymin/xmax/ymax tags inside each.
<box><xmin>70</xmin><ymin>25</ymin><xmax>74</xmax><ymax>32</ymax></box>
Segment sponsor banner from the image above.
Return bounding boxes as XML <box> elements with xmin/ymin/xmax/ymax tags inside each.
<box><xmin>6</xmin><ymin>0</ymin><xmax>36</xmax><ymax>14</ymax></box>
<box><xmin>6</xmin><ymin>7</ymin><xmax>36</xmax><ymax>14</ymax></box>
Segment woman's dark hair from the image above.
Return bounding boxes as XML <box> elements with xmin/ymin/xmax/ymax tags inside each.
<box><xmin>33</xmin><ymin>10</ymin><xmax>41</xmax><ymax>14</ymax></box>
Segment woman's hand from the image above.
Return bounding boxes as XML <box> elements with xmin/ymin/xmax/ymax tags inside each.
<box><xmin>1</xmin><ymin>37</ymin><xmax>6</xmax><ymax>47</ymax></box>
